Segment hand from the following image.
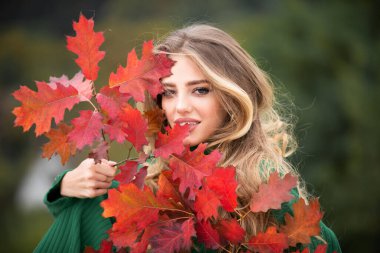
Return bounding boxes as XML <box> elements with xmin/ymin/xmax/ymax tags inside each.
<box><xmin>60</xmin><ymin>158</ymin><xmax>117</xmax><ymax>198</ymax></box>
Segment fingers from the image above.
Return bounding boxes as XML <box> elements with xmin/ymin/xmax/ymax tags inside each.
<box><xmin>94</xmin><ymin>161</ymin><xmax>117</xmax><ymax>178</ymax></box>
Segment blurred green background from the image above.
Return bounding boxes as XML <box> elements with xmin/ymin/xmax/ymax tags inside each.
<box><xmin>1</xmin><ymin>0</ymin><xmax>379</xmax><ymax>252</ymax></box>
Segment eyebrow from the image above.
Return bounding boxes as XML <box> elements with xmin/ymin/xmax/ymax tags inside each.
<box><xmin>161</xmin><ymin>79</ymin><xmax>210</xmax><ymax>87</ymax></box>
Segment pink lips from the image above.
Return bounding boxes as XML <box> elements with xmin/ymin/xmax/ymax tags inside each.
<box><xmin>174</xmin><ymin>118</ymin><xmax>200</xmax><ymax>132</ymax></box>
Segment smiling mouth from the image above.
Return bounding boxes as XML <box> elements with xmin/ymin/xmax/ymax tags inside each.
<box><xmin>178</xmin><ymin>122</ymin><xmax>200</xmax><ymax>126</ymax></box>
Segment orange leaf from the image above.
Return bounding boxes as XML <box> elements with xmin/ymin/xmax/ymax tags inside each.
<box><xmin>194</xmin><ymin>187</ymin><xmax>221</xmax><ymax>220</ymax></box>
<box><xmin>247</xmin><ymin>226</ymin><xmax>288</xmax><ymax>253</ymax></box>
<box><xmin>143</xmin><ymin>106</ymin><xmax>164</xmax><ymax>137</ymax></box>
<box><xmin>42</xmin><ymin>123</ymin><xmax>76</xmax><ymax>165</ymax></box>
<box><xmin>250</xmin><ymin>172</ymin><xmax>297</xmax><ymax>213</ymax></box>
<box><xmin>280</xmin><ymin>198</ymin><xmax>323</xmax><ymax>246</ymax></box>
<box><xmin>108</xmin><ymin>40</ymin><xmax>174</xmax><ymax>102</ymax></box>
<box><xmin>12</xmin><ymin>82</ymin><xmax>80</xmax><ymax>136</ymax></box>
<box><xmin>66</xmin><ymin>14</ymin><xmax>105</xmax><ymax>81</ymax></box>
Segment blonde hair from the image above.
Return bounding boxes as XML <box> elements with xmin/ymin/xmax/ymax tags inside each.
<box><xmin>151</xmin><ymin>24</ymin><xmax>307</xmax><ymax>241</ymax></box>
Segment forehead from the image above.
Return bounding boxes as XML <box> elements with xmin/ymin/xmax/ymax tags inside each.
<box><xmin>161</xmin><ymin>55</ymin><xmax>207</xmax><ymax>86</ymax></box>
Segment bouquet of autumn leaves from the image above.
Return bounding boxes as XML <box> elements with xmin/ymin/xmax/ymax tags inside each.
<box><xmin>12</xmin><ymin>14</ymin><xmax>330</xmax><ymax>253</ymax></box>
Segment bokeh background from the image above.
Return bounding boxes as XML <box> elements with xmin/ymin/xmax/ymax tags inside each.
<box><xmin>1</xmin><ymin>0</ymin><xmax>379</xmax><ymax>252</ymax></box>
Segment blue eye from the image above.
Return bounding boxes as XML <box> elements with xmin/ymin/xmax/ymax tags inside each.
<box><xmin>194</xmin><ymin>87</ymin><xmax>210</xmax><ymax>95</ymax></box>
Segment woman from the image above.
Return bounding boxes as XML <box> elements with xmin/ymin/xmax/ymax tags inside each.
<box><xmin>34</xmin><ymin>24</ymin><xmax>341</xmax><ymax>253</ymax></box>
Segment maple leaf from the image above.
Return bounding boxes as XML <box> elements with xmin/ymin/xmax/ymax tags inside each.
<box><xmin>68</xmin><ymin>110</ymin><xmax>103</xmax><ymax>150</ymax></box>
<box><xmin>66</xmin><ymin>14</ymin><xmax>105</xmax><ymax>81</ymax></box>
<box><xmin>280</xmin><ymin>198</ymin><xmax>323</xmax><ymax>246</ymax></box>
<box><xmin>194</xmin><ymin>187</ymin><xmax>221</xmax><ymax>220</ymax></box>
<box><xmin>154</xmin><ymin>124</ymin><xmax>190</xmax><ymax>159</ymax></box>
<box><xmin>206</xmin><ymin>167</ymin><xmax>238</xmax><ymax>212</ymax></box>
<box><xmin>194</xmin><ymin>220</ymin><xmax>221</xmax><ymax>250</ymax></box>
<box><xmin>42</xmin><ymin>123</ymin><xmax>76</xmax><ymax>165</ymax></box>
<box><xmin>247</xmin><ymin>226</ymin><xmax>288</xmax><ymax>253</ymax></box>
<box><xmin>143</xmin><ymin>106</ymin><xmax>164</xmax><ymax>137</ymax></box>
<box><xmin>250</xmin><ymin>172</ymin><xmax>298</xmax><ymax>213</ymax></box>
<box><xmin>119</xmin><ymin>104</ymin><xmax>148</xmax><ymax>151</ymax></box>
<box><xmin>103</xmin><ymin>119</ymin><xmax>128</xmax><ymax>144</ymax></box>
<box><xmin>169</xmin><ymin>143</ymin><xmax>222</xmax><ymax>200</ymax></box>
<box><xmin>150</xmin><ymin>219</ymin><xmax>196</xmax><ymax>253</ymax></box>
<box><xmin>216</xmin><ymin>219</ymin><xmax>245</xmax><ymax>245</ymax></box>
<box><xmin>96</xmin><ymin>86</ymin><xmax>131</xmax><ymax>120</ymax></box>
<box><xmin>108</xmin><ymin>40</ymin><xmax>174</xmax><ymax>102</ymax></box>
<box><xmin>49</xmin><ymin>71</ymin><xmax>93</xmax><ymax>101</ymax></box>
<box><xmin>88</xmin><ymin>141</ymin><xmax>110</xmax><ymax>163</ymax></box>
<box><xmin>12</xmin><ymin>81</ymin><xmax>80</xmax><ymax>136</ymax></box>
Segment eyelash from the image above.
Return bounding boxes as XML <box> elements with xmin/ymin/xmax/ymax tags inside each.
<box><xmin>162</xmin><ymin>87</ymin><xmax>211</xmax><ymax>97</ymax></box>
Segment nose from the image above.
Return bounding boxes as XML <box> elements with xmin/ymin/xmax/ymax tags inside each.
<box><xmin>175</xmin><ymin>94</ymin><xmax>192</xmax><ymax>114</ymax></box>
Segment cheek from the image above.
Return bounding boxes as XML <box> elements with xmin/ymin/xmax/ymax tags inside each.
<box><xmin>161</xmin><ymin>100</ymin><xmax>174</xmax><ymax>125</ymax></box>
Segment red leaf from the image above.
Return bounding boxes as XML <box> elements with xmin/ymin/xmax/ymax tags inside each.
<box><xmin>130</xmin><ymin>226</ymin><xmax>159</xmax><ymax>253</ymax></box>
<box><xmin>154</xmin><ymin>124</ymin><xmax>189</xmax><ymax>159</ymax></box>
<box><xmin>84</xmin><ymin>240</ymin><xmax>113</xmax><ymax>253</ymax></box>
<box><xmin>88</xmin><ymin>141</ymin><xmax>110</xmax><ymax>163</ymax></box>
<box><xmin>194</xmin><ymin>187</ymin><xmax>221</xmax><ymax>220</ymax></box>
<box><xmin>132</xmin><ymin>166</ymin><xmax>147</xmax><ymax>189</ymax></box>
<box><xmin>109</xmin><ymin>40</ymin><xmax>174</xmax><ymax>102</ymax></box>
<box><xmin>216</xmin><ymin>219</ymin><xmax>245</xmax><ymax>244</ymax></box>
<box><xmin>247</xmin><ymin>226</ymin><xmax>288</xmax><ymax>253</ymax></box>
<box><xmin>103</xmin><ymin>118</ymin><xmax>128</xmax><ymax>144</ymax></box>
<box><xmin>206</xmin><ymin>167</ymin><xmax>238</xmax><ymax>212</ymax></box>
<box><xmin>49</xmin><ymin>71</ymin><xmax>93</xmax><ymax>101</ymax></box>
<box><xmin>119</xmin><ymin>104</ymin><xmax>148</xmax><ymax>151</ymax></box>
<box><xmin>107</xmin><ymin>222</ymin><xmax>141</xmax><ymax>249</ymax></box>
<box><xmin>42</xmin><ymin>123</ymin><xmax>76</xmax><ymax>165</ymax></box>
<box><xmin>12</xmin><ymin>82</ymin><xmax>80</xmax><ymax>136</ymax></box>
<box><xmin>101</xmin><ymin>184</ymin><xmax>174</xmax><ymax>231</ymax></box>
<box><xmin>194</xmin><ymin>220</ymin><xmax>221</xmax><ymax>250</ymax></box>
<box><xmin>314</xmin><ymin>244</ymin><xmax>328</xmax><ymax>253</ymax></box>
<box><xmin>280</xmin><ymin>198</ymin><xmax>324</xmax><ymax>246</ymax></box>
<box><xmin>157</xmin><ymin>170</ymin><xmax>182</xmax><ymax>204</ymax></box>
<box><xmin>66</xmin><ymin>14</ymin><xmax>105</xmax><ymax>81</ymax></box>
<box><xmin>150</xmin><ymin>219</ymin><xmax>196</xmax><ymax>253</ymax></box>
<box><xmin>169</xmin><ymin>143</ymin><xmax>222</xmax><ymax>200</ymax></box>
<box><xmin>68</xmin><ymin>110</ymin><xmax>103</xmax><ymax>150</ymax></box>
<box><xmin>250</xmin><ymin>172</ymin><xmax>298</xmax><ymax>213</ymax></box>
<box><xmin>96</xmin><ymin>86</ymin><xmax>131</xmax><ymax>120</ymax></box>
<box><xmin>115</xmin><ymin>161</ymin><xmax>139</xmax><ymax>184</ymax></box>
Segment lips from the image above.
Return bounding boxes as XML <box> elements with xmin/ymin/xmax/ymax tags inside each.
<box><xmin>174</xmin><ymin>118</ymin><xmax>200</xmax><ymax>131</ymax></box>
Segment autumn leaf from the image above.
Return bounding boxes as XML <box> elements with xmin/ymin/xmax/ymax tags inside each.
<box><xmin>206</xmin><ymin>167</ymin><xmax>238</xmax><ymax>212</ymax></box>
<box><xmin>115</xmin><ymin>161</ymin><xmax>139</xmax><ymax>184</ymax></box>
<box><xmin>194</xmin><ymin>220</ymin><xmax>221</xmax><ymax>250</ymax></box>
<box><xmin>103</xmin><ymin>118</ymin><xmax>128</xmax><ymax>144</ymax></box>
<box><xmin>143</xmin><ymin>106</ymin><xmax>164</xmax><ymax>137</ymax></box>
<box><xmin>107</xmin><ymin>222</ymin><xmax>141</xmax><ymax>249</ymax></box>
<box><xmin>119</xmin><ymin>104</ymin><xmax>148</xmax><ymax>151</ymax></box>
<box><xmin>101</xmin><ymin>184</ymin><xmax>174</xmax><ymax>230</ymax></box>
<box><xmin>250</xmin><ymin>172</ymin><xmax>298</xmax><ymax>213</ymax></box>
<box><xmin>96</xmin><ymin>86</ymin><xmax>131</xmax><ymax>120</ymax></box>
<box><xmin>150</xmin><ymin>219</ymin><xmax>196</xmax><ymax>253</ymax></box>
<box><xmin>108</xmin><ymin>40</ymin><xmax>174</xmax><ymax>102</ymax></box>
<box><xmin>157</xmin><ymin>170</ymin><xmax>182</xmax><ymax>204</ymax></box>
<box><xmin>88</xmin><ymin>141</ymin><xmax>110</xmax><ymax>163</ymax></box>
<box><xmin>49</xmin><ymin>71</ymin><xmax>93</xmax><ymax>101</ymax></box>
<box><xmin>247</xmin><ymin>226</ymin><xmax>288</xmax><ymax>253</ymax></box>
<box><xmin>83</xmin><ymin>240</ymin><xmax>114</xmax><ymax>253</ymax></box>
<box><xmin>314</xmin><ymin>244</ymin><xmax>328</xmax><ymax>253</ymax></box>
<box><xmin>216</xmin><ymin>219</ymin><xmax>245</xmax><ymax>245</ymax></box>
<box><xmin>194</xmin><ymin>187</ymin><xmax>221</xmax><ymax>220</ymax></box>
<box><xmin>154</xmin><ymin>124</ymin><xmax>190</xmax><ymax>159</ymax></box>
<box><xmin>68</xmin><ymin>110</ymin><xmax>103</xmax><ymax>150</ymax></box>
<box><xmin>280</xmin><ymin>198</ymin><xmax>323</xmax><ymax>246</ymax></box>
<box><xmin>169</xmin><ymin>143</ymin><xmax>222</xmax><ymax>200</ymax></box>
<box><xmin>42</xmin><ymin>123</ymin><xmax>76</xmax><ymax>165</ymax></box>
<box><xmin>12</xmin><ymin>81</ymin><xmax>80</xmax><ymax>136</ymax></box>
<box><xmin>66</xmin><ymin>14</ymin><xmax>105</xmax><ymax>81</ymax></box>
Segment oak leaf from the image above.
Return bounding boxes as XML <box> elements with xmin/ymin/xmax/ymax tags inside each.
<box><xmin>194</xmin><ymin>220</ymin><xmax>221</xmax><ymax>250</ymax></box>
<box><xmin>88</xmin><ymin>141</ymin><xmax>110</xmax><ymax>163</ymax></box>
<box><xmin>66</xmin><ymin>14</ymin><xmax>105</xmax><ymax>81</ymax></box>
<box><xmin>68</xmin><ymin>110</ymin><xmax>103</xmax><ymax>150</ymax></box>
<box><xmin>96</xmin><ymin>86</ymin><xmax>131</xmax><ymax>120</ymax></box>
<box><xmin>154</xmin><ymin>124</ymin><xmax>189</xmax><ymax>159</ymax></box>
<box><xmin>250</xmin><ymin>172</ymin><xmax>297</xmax><ymax>213</ymax></box>
<box><xmin>109</xmin><ymin>40</ymin><xmax>174</xmax><ymax>102</ymax></box>
<box><xmin>247</xmin><ymin>226</ymin><xmax>288</xmax><ymax>253</ymax></box>
<box><xmin>42</xmin><ymin>123</ymin><xmax>76</xmax><ymax>165</ymax></box>
<box><xmin>280</xmin><ymin>198</ymin><xmax>323</xmax><ymax>246</ymax></box>
<box><xmin>216</xmin><ymin>219</ymin><xmax>245</xmax><ymax>245</ymax></box>
<box><xmin>143</xmin><ymin>107</ymin><xmax>164</xmax><ymax>137</ymax></box>
<box><xmin>194</xmin><ymin>187</ymin><xmax>221</xmax><ymax>220</ymax></box>
<box><xmin>12</xmin><ymin>81</ymin><xmax>80</xmax><ymax>136</ymax></box>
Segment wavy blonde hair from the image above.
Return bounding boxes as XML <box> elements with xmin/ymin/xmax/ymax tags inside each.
<box><xmin>150</xmin><ymin>24</ymin><xmax>307</xmax><ymax>241</ymax></box>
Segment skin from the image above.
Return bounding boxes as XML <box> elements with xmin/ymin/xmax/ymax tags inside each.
<box><xmin>161</xmin><ymin>55</ymin><xmax>226</xmax><ymax>146</ymax></box>
<box><xmin>61</xmin><ymin>55</ymin><xmax>226</xmax><ymax>198</ymax></box>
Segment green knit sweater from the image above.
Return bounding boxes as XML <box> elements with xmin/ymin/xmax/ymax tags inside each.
<box><xmin>34</xmin><ymin>170</ymin><xmax>342</xmax><ymax>253</ymax></box>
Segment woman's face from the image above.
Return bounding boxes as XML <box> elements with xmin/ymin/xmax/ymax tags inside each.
<box><xmin>161</xmin><ymin>55</ymin><xmax>226</xmax><ymax>146</ymax></box>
